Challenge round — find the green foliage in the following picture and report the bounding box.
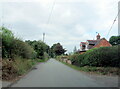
[1,27,14,45]
[109,36,120,45]
[11,39,37,59]
[43,52,49,61]
[84,46,119,67]
[68,54,79,62]
[56,55,68,60]
[1,27,37,59]
[69,46,119,67]
[51,43,66,57]
[1,27,50,80]
[1,27,14,58]
[25,40,50,60]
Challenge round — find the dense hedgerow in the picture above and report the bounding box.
[11,39,37,59]
[68,54,80,66]
[1,27,36,59]
[69,46,119,67]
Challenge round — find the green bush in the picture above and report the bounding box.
[1,27,14,58]
[25,40,50,59]
[69,46,119,67]
[109,36,120,45]
[1,27,50,80]
[43,52,49,61]
[11,39,37,59]
[83,46,119,67]
[1,27,37,59]
[68,54,80,65]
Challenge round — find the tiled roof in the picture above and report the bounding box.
[94,39,102,46]
[81,42,86,45]
[93,38,112,48]
[87,40,97,44]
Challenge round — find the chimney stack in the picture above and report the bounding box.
[96,33,100,40]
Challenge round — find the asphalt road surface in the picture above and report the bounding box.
[11,59,118,87]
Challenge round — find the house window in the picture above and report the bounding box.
[82,45,86,50]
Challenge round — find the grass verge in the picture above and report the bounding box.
[2,57,47,81]
[57,59,119,76]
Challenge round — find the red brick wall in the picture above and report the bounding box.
[93,39,112,48]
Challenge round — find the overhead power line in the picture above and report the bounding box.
[47,0,56,24]
[106,9,120,39]
[43,0,56,42]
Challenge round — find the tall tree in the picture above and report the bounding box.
[51,43,66,57]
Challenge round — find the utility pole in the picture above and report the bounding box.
[43,33,45,42]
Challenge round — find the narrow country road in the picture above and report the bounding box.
[11,59,118,87]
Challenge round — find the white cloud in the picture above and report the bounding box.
[0,0,119,52]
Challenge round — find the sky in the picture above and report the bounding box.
[0,0,119,53]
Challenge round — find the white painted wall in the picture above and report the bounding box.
[85,41,89,50]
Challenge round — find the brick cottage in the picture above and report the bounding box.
[80,33,112,54]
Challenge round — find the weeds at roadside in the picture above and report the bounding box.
[57,59,119,76]
[2,57,47,81]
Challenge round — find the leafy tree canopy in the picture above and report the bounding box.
[51,43,66,57]
[1,27,37,59]
[25,40,50,59]
[109,36,120,46]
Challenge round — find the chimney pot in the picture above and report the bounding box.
[97,33,100,40]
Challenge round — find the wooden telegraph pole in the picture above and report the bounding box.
[43,33,45,42]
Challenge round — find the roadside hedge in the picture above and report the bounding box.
[1,27,36,59]
[68,46,119,67]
